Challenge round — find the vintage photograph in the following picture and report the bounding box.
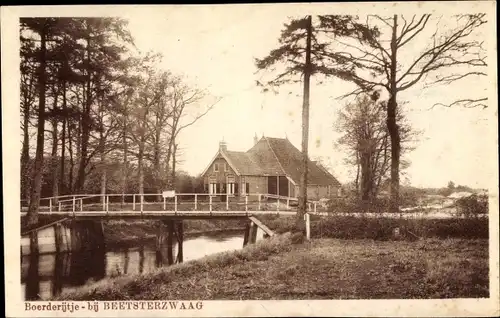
[2,2,499,317]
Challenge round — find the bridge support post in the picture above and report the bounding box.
[54,223,63,253]
[249,221,258,244]
[176,221,184,263]
[243,220,258,247]
[29,231,39,255]
[166,220,174,265]
[243,222,251,246]
[157,220,175,266]
[70,220,106,252]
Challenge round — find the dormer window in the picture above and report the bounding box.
[214,163,219,172]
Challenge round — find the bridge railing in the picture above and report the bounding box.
[22,192,322,215]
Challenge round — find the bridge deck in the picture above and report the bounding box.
[20,210,299,220]
[21,193,322,219]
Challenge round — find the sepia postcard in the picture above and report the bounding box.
[2,2,499,317]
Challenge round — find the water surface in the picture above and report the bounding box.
[21,231,254,300]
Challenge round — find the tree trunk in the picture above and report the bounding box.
[27,25,47,226]
[99,98,106,204]
[296,15,312,233]
[51,120,59,204]
[171,143,177,191]
[164,138,173,190]
[21,94,31,203]
[387,15,400,214]
[75,34,91,193]
[360,152,371,202]
[138,140,145,195]
[154,117,161,190]
[68,125,74,193]
[121,111,128,203]
[153,116,162,201]
[100,137,106,204]
[59,80,67,195]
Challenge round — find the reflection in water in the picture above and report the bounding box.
[22,232,246,300]
[25,253,40,301]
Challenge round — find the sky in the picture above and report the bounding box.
[118,5,497,190]
[3,4,495,190]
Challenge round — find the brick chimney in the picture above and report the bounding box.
[253,133,258,145]
[219,140,227,152]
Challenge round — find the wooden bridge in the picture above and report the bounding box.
[20,192,323,219]
[21,193,319,258]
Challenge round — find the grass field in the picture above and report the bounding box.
[52,233,489,300]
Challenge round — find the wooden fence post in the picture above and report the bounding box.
[305,213,311,241]
[209,195,212,214]
[194,194,198,210]
[133,194,136,211]
[174,195,178,214]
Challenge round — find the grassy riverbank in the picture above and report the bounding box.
[53,233,488,300]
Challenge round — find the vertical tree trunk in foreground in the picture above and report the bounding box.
[296,15,312,233]
[27,24,47,226]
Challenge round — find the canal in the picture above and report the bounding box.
[21,230,262,301]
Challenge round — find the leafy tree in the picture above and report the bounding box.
[255,15,376,232]
[326,14,487,212]
[21,18,65,226]
[335,93,416,203]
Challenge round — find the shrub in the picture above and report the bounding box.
[455,194,488,218]
[261,215,489,241]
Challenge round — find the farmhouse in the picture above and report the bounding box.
[200,136,342,200]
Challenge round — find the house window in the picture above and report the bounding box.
[240,177,250,195]
[209,183,217,194]
[224,163,227,172]
[227,183,235,195]
[214,163,219,172]
[241,177,246,195]
[226,175,235,195]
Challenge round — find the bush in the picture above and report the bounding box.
[455,194,488,218]
[260,215,489,241]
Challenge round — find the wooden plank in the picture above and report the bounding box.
[21,217,70,236]
[248,216,275,237]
